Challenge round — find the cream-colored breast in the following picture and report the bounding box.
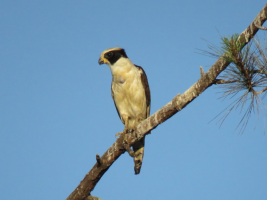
[110,58,147,123]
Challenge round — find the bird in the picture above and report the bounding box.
[98,47,150,174]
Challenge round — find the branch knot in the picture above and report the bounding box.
[172,94,182,111]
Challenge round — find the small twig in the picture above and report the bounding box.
[214,79,236,84]
[253,70,267,76]
[255,86,267,95]
[200,66,205,77]
[255,23,267,30]
[96,154,102,167]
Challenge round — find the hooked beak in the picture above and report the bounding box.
[98,58,104,65]
[98,56,108,65]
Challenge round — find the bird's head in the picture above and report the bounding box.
[98,47,128,66]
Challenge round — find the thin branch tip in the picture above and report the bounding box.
[214,79,236,84]
[96,154,102,167]
[255,86,267,95]
[255,23,267,30]
[200,66,205,77]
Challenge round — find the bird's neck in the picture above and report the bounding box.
[109,57,134,77]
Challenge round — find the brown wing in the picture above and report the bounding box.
[133,65,150,174]
[111,79,124,124]
[135,65,151,118]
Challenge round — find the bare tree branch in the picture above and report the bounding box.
[66,4,267,200]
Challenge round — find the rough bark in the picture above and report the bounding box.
[66,4,267,200]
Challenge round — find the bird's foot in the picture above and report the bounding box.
[115,132,123,138]
[123,140,136,157]
[115,128,136,157]
[115,129,134,138]
[126,128,134,133]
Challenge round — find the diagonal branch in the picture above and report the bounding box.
[66,4,267,200]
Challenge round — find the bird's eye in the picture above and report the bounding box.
[107,52,113,58]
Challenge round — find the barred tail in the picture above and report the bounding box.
[133,136,146,174]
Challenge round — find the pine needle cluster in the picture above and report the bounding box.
[200,34,267,133]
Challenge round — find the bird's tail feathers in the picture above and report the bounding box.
[133,136,146,174]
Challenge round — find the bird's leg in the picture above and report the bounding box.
[122,116,144,158]
[115,115,131,138]
[114,115,136,157]
[134,115,145,132]
[137,115,145,123]
[122,140,135,157]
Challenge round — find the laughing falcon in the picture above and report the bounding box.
[98,47,150,174]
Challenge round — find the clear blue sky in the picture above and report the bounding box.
[1,1,267,200]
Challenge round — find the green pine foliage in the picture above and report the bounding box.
[199,33,267,133]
